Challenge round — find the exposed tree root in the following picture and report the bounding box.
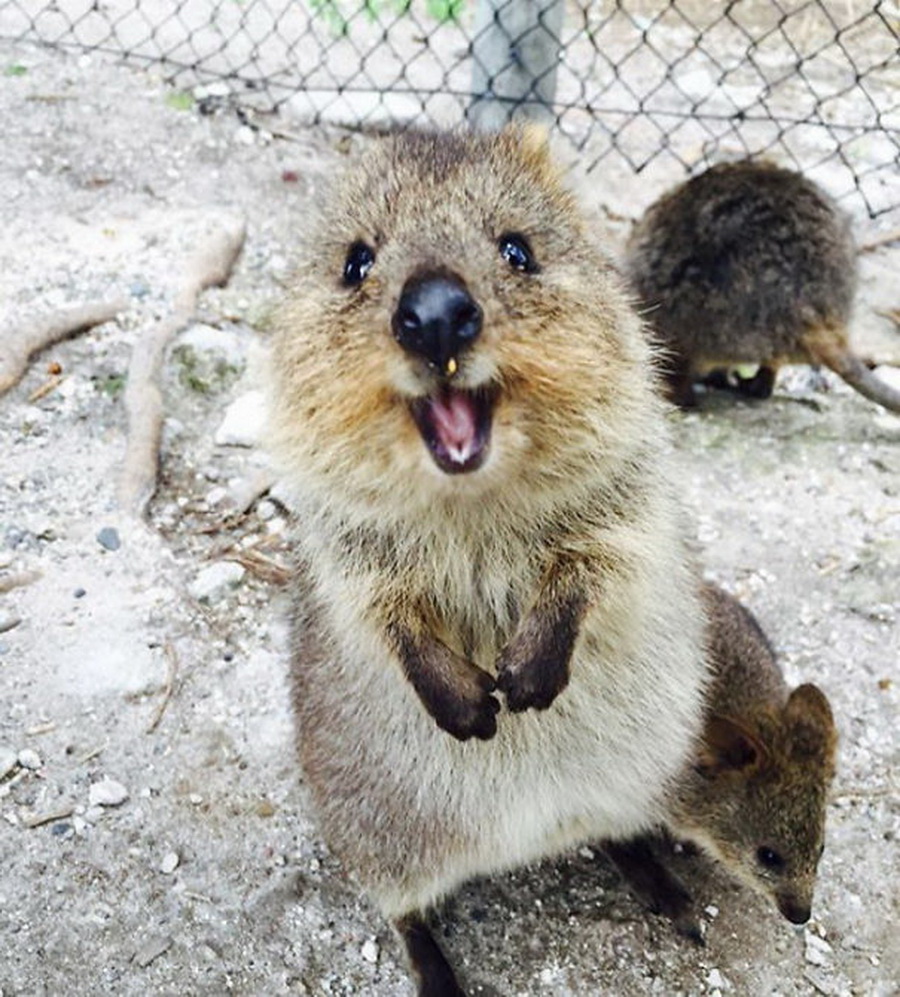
[0,298,129,396]
[118,214,246,518]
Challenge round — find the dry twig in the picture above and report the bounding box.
[0,570,42,595]
[119,214,246,517]
[146,641,179,734]
[0,298,128,396]
[858,226,900,254]
[23,807,75,830]
[27,374,65,403]
[222,547,291,586]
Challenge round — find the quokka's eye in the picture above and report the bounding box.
[756,846,786,871]
[498,233,539,274]
[343,241,375,286]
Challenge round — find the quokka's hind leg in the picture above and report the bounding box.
[700,368,734,392]
[395,912,467,997]
[734,363,778,399]
[603,837,704,944]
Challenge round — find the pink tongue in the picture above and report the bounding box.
[430,392,478,462]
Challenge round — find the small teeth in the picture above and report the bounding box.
[446,441,473,464]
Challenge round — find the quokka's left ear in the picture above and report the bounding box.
[696,714,769,779]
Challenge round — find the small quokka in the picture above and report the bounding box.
[268,127,708,995]
[623,160,900,412]
[607,582,837,939]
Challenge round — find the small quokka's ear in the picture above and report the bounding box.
[695,714,768,779]
[784,684,838,766]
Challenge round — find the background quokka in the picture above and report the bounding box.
[623,160,900,412]
[268,127,708,995]
[607,582,837,941]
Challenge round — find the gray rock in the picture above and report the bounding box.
[132,934,173,968]
[96,527,121,551]
[88,778,129,808]
[256,498,277,521]
[177,323,248,370]
[17,748,42,770]
[214,390,267,447]
[159,851,180,874]
[188,562,246,603]
[0,614,22,634]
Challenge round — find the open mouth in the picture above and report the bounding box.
[409,386,498,475]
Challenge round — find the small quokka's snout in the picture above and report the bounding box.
[777,892,812,925]
[392,271,483,374]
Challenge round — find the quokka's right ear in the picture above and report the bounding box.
[784,683,838,766]
[695,714,769,779]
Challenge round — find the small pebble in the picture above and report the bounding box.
[73,587,86,599]
[361,937,379,964]
[206,486,229,507]
[214,390,267,447]
[804,930,833,966]
[50,822,73,837]
[706,968,726,989]
[88,778,129,808]
[188,562,245,603]
[132,934,173,968]
[0,614,22,634]
[234,125,255,146]
[256,499,276,521]
[17,748,42,770]
[159,851,180,874]
[96,526,121,551]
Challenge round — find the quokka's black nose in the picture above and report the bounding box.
[392,273,482,374]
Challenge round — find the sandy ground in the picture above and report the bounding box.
[1,42,899,997]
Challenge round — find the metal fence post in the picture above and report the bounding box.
[469,0,565,131]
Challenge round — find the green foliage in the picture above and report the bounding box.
[308,0,463,36]
[95,373,126,398]
[171,345,242,395]
[425,0,464,22]
[4,64,27,77]
[165,91,195,112]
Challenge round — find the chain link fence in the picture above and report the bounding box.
[3,0,899,219]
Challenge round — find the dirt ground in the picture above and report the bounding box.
[1,42,898,997]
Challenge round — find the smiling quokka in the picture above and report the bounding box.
[268,127,708,995]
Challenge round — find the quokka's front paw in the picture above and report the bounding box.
[495,637,569,713]
[435,667,500,742]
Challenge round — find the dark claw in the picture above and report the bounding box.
[496,669,556,713]
[439,690,500,742]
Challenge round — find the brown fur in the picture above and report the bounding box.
[268,127,707,994]
[624,160,900,412]
[608,583,837,938]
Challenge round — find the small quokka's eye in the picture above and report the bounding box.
[498,233,539,274]
[343,241,375,286]
[756,846,785,871]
